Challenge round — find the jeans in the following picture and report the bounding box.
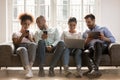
[16,42,37,67]
[63,48,82,67]
[37,40,65,68]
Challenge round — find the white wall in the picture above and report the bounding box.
[0,0,7,43]
[100,0,120,42]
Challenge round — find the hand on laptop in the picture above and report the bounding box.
[85,37,93,44]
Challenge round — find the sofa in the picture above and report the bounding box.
[0,42,120,71]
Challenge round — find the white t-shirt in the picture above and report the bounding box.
[12,31,33,43]
[61,30,81,40]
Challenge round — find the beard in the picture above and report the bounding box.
[87,24,95,30]
[39,25,46,30]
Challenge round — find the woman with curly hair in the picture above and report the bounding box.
[12,13,36,78]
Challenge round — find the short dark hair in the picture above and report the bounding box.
[68,17,77,24]
[84,14,95,20]
[36,15,45,23]
[19,13,34,23]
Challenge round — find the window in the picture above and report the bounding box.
[56,0,96,32]
[8,0,96,41]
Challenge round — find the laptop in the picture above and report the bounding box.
[64,38,85,49]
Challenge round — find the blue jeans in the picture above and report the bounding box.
[37,40,65,68]
[63,48,82,67]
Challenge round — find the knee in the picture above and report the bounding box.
[94,42,103,47]
[38,40,45,46]
[75,49,82,55]
[29,42,37,48]
[17,47,27,54]
[57,41,65,47]
[63,48,70,55]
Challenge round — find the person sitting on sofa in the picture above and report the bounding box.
[12,13,37,78]
[61,17,82,78]
[82,14,116,79]
[34,15,65,77]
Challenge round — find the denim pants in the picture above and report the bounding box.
[16,42,37,67]
[63,48,82,67]
[37,40,65,68]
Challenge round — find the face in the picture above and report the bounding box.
[68,22,77,31]
[21,19,31,31]
[85,18,95,29]
[36,17,46,30]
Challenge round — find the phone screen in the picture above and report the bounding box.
[43,31,48,35]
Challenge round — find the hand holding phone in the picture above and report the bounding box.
[25,30,29,38]
[43,30,48,35]
[42,30,48,39]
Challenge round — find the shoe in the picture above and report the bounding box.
[63,66,72,77]
[74,69,82,78]
[86,70,102,79]
[48,67,55,77]
[83,70,91,76]
[84,49,90,54]
[38,67,45,77]
[83,49,102,79]
[25,69,33,79]
[64,70,72,78]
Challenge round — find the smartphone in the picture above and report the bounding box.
[43,30,48,35]
[25,30,29,38]
[26,30,29,33]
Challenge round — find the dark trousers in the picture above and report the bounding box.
[85,41,108,67]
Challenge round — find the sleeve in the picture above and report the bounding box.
[103,27,116,43]
[12,32,18,38]
[34,31,42,43]
[52,28,60,47]
[78,32,81,39]
[82,30,88,40]
[61,31,65,41]
[30,32,34,39]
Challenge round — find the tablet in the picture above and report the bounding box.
[88,31,100,39]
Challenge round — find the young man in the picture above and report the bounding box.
[82,14,116,79]
[34,15,65,77]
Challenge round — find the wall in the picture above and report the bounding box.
[100,0,120,42]
[0,0,7,43]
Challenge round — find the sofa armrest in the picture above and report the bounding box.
[108,43,120,54]
[108,43,120,65]
[0,42,14,66]
[0,42,15,54]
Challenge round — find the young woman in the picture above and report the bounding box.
[61,17,82,78]
[12,13,36,78]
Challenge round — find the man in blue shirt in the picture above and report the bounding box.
[82,14,115,79]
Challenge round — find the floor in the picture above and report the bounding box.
[0,67,120,80]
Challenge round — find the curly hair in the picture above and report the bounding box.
[18,13,34,23]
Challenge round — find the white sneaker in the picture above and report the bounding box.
[25,69,33,78]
